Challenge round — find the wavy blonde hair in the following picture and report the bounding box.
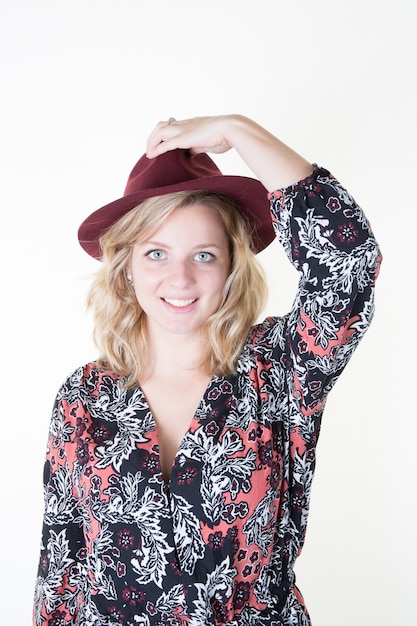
[87,190,268,386]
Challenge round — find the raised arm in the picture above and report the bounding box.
[145,114,313,191]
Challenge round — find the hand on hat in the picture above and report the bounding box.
[146,115,233,159]
[146,114,312,192]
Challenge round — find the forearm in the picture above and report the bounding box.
[219,114,313,191]
[270,165,381,412]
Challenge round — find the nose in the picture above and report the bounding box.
[167,259,195,289]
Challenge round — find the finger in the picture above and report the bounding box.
[146,119,185,157]
[146,120,171,155]
[146,137,179,159]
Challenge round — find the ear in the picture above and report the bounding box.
[125,263,133,283]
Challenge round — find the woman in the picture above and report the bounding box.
[33,115,381,625]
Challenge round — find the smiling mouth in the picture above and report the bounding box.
[162,298,197,308]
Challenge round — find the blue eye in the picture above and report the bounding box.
[195,251,213,262]
[147,249,165,260]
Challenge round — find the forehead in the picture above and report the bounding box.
[142,202,228,243]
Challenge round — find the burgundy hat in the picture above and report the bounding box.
[78,149,274,260]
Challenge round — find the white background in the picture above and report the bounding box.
[1,1,415,624]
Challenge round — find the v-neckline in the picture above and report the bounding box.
[137,375,218,485]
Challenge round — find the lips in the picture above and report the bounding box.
[162,298,197,308]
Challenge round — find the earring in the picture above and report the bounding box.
[127,273,133,283]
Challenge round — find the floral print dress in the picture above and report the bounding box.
[33,166,381,626]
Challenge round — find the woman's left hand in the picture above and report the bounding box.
[146,115,234,159]
[146,114,312,191]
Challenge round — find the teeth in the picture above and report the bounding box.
[164,298,196,308]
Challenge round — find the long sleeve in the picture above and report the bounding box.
[33,370,90,626]
[269,165,382,415]
[243,165,384,596]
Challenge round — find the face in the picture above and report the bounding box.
[129,203,231,340]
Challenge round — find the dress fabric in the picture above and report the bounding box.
[33,166,381,626]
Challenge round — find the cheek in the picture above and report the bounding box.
[131,275,154,305]
[209,270,229,299]
[132,265,158,288]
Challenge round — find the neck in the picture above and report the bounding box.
[145,325,206,379]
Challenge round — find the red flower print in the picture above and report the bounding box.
[227,526,238,540]
[87,422,112,443]
[337,221,359,244]
[117,528,135,551]
[75,441,89,465]
[307,449,316,463]
[208,531,225,550]
[204,420,219,436]
[223,504,236,523]
[212,599,229,622]
[305,181,321,197]
[141,453,160,473]
[326,196,341,213]
[116,561,126,578]
[242,565,252,577]
[291,489,304,512]
[108,606,125,622]
[270,461,281,490]
[249,550,259,563]
[237,548,247,561]
[225,396,236,409]
[298,339,308,354]
[259,441,273,467]
[233,581,251,609]
[170,559,181,575]
[220,380,233,393]
[40,553,50,574]
[75,417,86,437]
[235,502,248,518]
[280,354,292,369]
[76,548,87,560]
[146,602,157,615]
[47,610,67,626]
[208,387,220,400]
[121,585,145,606]
[176,466,198,485]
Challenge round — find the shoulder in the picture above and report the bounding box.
[56,361,124,399]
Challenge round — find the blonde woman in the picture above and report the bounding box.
[33,115,381,626]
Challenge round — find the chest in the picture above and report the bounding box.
[140,374,213,482]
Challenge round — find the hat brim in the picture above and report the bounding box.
[78,174,274,260]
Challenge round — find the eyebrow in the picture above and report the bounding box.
[138,240,223,250]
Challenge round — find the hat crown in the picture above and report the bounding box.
[124,149,222,197]
[78,149,274,260]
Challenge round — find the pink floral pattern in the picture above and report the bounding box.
[33,167,381,625]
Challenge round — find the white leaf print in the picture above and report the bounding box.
[43,462,77,526]
[169,493,205,574]
[154,583,187,614]
[198,431,256,523]
[243,488,277,557]
[34,529,75,618]
[189,556,236,626]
